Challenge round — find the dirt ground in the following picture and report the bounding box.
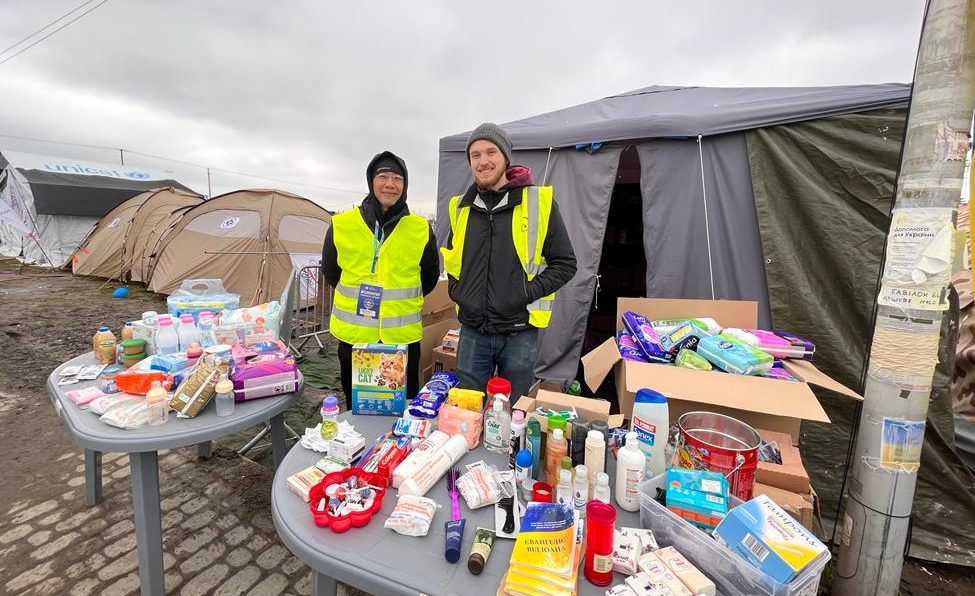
[0,259,972,595]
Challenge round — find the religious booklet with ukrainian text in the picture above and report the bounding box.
[504,502,582,595]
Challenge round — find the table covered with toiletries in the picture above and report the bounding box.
[271,412,641,596]
[47,352,301,596]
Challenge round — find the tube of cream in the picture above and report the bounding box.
[445,519,466,563]
[467,527,496,575]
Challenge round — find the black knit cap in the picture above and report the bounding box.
[372,156,404,178]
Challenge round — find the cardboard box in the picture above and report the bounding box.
[421,316,459,371]
[751,482,815,531]
[422,277,455,326]
[421,365,433,384]
[581,298,862,440]
[350,343,408,416]
[756,429,811,494]
[513,389,625,437]
[431,345,457,374]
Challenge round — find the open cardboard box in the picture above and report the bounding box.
[513,389,625,436]
[421,277,455,326]
[752,482,815,531]
[581,298,863,441]
[756,429,811,494]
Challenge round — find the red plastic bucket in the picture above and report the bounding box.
[675,411,761,501]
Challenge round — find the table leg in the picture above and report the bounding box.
[270,414,286,470]
[311,571,338,596]
[197,441,212,460]
[130,451,164,596]
[84,449,102,506]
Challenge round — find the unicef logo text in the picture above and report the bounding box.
[125,171,151,180]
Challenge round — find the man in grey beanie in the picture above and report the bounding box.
[441,123,576,400]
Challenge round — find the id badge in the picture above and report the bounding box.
[357,283,384,319]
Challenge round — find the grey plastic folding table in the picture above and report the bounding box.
[271,412,640,596]
[47,353,301,596]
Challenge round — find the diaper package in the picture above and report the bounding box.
[230,352,298,401]
[616,329,651,363]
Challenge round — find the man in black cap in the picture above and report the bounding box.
[441,123,576,400]
[322,151,440,403]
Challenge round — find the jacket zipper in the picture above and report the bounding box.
[484,210,493,325]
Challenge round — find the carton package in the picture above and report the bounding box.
[750,482,814,530]
[755,429,811,494]
[431,346,457,374]
[351,343,408,416]
[513,389,625,438]
[421,316,459,372]
[441,328,460,352]
[582,298,862,440]
[421,277,455,326]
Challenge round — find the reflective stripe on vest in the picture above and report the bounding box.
[329,207,427,344]
[440,186,556,328]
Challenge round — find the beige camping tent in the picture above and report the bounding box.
[126,189,204,283]
[72,187,202,280]
[147,189,330,306]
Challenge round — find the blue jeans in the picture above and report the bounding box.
[456,325,538,400]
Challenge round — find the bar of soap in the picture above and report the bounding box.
[638,552,693,596]
[606,583,639,596]
[655,546,716,596]
[624,572,668,596]
[286,466,325,502]
[613,529,641,574]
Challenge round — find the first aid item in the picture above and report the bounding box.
[93,326,117,364]
[638,551,694,596]
[622,311,675,364]
[585,430,606,497]
[484,396,511,454]
[88,392,142,416]
[214,374,235,417]
[398,433,469,497]
[231,352,298,401]
[392,430,450,488]
[631,388,669,476]
[675,348,713,371]
[773,330,815,360]
[617,329,651,363]
[714,494,828,584]
[100,399,151,429]
[329,433,366,464]
[384,494,438,537]
[617,432,646,512]
[696,335,773,376]
[320,395,340,440]
[659,321,706,354]
[392,417,432,438]
[655,546,716,596]
[351,343,408,416]
[166,278,240,322]
[584,500,617,586]
[145,380,168,426]
[456,462,506,509]
[406,371,459,418]
[286,466,326,502]
[155,315,179,355]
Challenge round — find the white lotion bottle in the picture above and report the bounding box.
[616,431,647,512]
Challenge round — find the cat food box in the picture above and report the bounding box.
[351,343,408,416]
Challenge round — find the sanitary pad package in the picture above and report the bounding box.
[658,320,707,354]
[714,494,828,584]
[622,311,674,364]
[616,329,651,363]
[774,330,816,361]
[406,371,459,418]
[696,335,773,376]
[230,352,298,401]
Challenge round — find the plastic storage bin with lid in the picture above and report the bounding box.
[637,480,828,596]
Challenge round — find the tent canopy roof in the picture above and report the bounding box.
[439,83,911,151]
[0,150,194,216]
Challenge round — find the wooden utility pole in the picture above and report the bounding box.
[835,0,975,594]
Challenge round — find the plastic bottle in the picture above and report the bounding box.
[616,431,647,512]
[589,420,609,472]
[545,428,568,485]
[556,468,573,506]
[525,419,542,480]
[571,417,590,466]
[508,410,526,469]
[319,395,339,439]
[155,315,179,355]
[146,380,168,426]
[515,449,533,487]
[566,379,582,396]
[483,397,511,454]
[593,472,611,504]
[585,430,606,498]
[93,325,117,364]
[197,311,216,348]
[572,464,589,512]
[214,374,235,417]
[121,322,135,341]
[176,313,200,351]
[630,388,669,476]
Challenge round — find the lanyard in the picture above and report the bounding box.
[371,222,384,275]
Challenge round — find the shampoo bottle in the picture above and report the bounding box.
[616,431,646,512]
[630,388,669,476]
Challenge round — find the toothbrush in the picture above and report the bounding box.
[447,467,461,522]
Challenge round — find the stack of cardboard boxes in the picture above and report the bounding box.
[420,278,459,382]
[753,428,815,530]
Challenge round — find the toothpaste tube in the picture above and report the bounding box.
[622,312,674,364]
[393,417,433,438]
[617,329,651,362]
[406,372,459,419]
[659,321,707,354]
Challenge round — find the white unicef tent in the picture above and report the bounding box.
[0,150,192,266]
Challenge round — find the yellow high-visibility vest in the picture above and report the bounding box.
[441,186,555,328]
[329,207,427,344]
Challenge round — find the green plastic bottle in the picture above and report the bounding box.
[319,395,339,440]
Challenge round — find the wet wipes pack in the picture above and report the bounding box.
[714,494,827,584]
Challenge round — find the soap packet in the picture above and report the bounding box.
[77,364,107,380]
[457,461,510,509]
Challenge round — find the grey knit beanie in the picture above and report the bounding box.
[465,122,512,165]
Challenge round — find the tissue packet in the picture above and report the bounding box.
[622,312,674,364]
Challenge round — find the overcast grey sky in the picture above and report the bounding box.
[0,0,925,214]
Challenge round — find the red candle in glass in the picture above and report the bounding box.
[584,500,617,586]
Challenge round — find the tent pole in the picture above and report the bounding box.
[834,0,975,593]
[696,135,716,300]
[542,147,554,185]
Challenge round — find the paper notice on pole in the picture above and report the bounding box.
[879,418,924,472]
[877,208,955,310]
[868,314,940,391]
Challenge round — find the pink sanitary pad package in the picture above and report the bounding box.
[230,352,299,401]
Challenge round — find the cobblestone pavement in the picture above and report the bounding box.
[0,417,367,596]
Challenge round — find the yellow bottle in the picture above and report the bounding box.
[93,325,117,364]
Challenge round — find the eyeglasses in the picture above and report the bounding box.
[375,173,404,184]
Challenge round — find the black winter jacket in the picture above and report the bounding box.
[443,176,576,334]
